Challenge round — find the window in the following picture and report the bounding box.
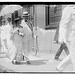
[45,5,62,29]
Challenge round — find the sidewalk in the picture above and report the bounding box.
[0,51,74,73]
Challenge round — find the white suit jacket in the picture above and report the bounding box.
[59,5,75,43]
[20,20,32,43]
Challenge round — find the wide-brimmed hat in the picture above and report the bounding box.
[14,16,22,21]
[22,11,30,17]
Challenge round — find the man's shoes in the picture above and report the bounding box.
[55,58,62,61]
[27,61,31,64]
[12,60,21,65]
[56,67,64,72]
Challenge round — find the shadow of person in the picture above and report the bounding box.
[21,59,49,66]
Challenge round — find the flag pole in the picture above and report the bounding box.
[34,5,39,56]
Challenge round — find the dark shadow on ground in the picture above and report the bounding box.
[20,59,49,66]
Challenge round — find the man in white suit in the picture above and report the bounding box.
[56,5,75,72]
[20,11,32,64]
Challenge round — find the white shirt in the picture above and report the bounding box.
[59,5,72,43]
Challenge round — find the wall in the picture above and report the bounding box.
[36,28,60,52]
[34,5,60,52]
[36,5,45,29]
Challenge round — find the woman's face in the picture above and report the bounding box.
[17,20,21,25]
[23,16,29,21]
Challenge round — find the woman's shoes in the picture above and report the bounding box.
[24,56,31,64]
[12,60,21,65]
[56,67,64,72]
[12,56,31,65]
[26,61,31,64]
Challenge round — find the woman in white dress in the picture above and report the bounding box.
[5,17,17,63]
[12,18,24,64]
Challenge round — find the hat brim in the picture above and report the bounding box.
[14,18,21,21]
[1,20,5,22]
[22,14,30,17]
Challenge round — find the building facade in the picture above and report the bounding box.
[30,5,66,53]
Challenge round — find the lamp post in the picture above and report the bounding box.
[33,5,39,56]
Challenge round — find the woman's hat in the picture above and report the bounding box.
[1,18,5,22]
[14,16,22,21]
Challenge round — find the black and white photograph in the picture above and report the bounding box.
[0,2,75,73]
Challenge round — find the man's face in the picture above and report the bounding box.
[23,16,29,21]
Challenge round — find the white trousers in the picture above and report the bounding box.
[57,41,75,72]
[57,54,71,70]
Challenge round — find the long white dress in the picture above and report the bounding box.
[12,27,23,62]
[20,20,32,58]
[1,25,7,53]
[5,23,17,62]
